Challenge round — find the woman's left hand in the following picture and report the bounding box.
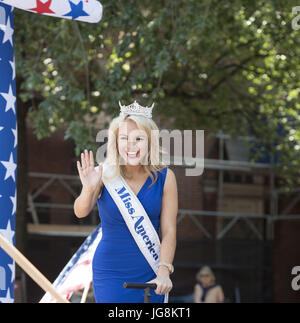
[147,266,173,295]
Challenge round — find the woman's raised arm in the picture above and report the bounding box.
[74,150,103,218]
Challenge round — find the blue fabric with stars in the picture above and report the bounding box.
[0,3,16,303]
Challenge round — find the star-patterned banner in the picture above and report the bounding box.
[0,0,103,23]
[0,0,102,303]
[0,4,16,303]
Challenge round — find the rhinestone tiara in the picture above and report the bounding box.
[119,100,154,119]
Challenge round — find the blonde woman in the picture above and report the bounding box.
[74,101,178,303]
[194,266,224,303]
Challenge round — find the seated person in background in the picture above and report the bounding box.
[193,266,224,303]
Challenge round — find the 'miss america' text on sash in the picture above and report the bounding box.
[115,186,159,261]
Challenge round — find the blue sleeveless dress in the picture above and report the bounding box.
[92,167,168,303]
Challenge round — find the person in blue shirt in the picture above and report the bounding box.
[194,266,224,303]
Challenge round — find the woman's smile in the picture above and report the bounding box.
[127,150,140,159]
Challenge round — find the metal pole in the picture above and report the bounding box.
[144,287,151,303]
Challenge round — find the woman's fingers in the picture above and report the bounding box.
[156,284,172,295]
[89,150,94,167]
[78,150,99,179]
[76,161,83,176]
[77,160,82,171]
[81,149,94,169]
[156,285,164,295]
[157,283,167,295]
[156,280,173,295]
[147,278,172,295]
[85,149,89,168]
[81,151,87,169]
[166,284,172,294]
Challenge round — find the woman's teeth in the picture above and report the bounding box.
[127,151,139,158]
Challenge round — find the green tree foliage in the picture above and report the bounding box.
[14,0,300,185]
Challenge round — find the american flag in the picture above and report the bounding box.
[0,3,16,304]
[0,0,102,303]
[40,224,102,303]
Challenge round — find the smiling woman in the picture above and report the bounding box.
[118,120,149,166]
[103,110,167,185]
[74,100,178,303]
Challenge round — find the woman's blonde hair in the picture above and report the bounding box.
[196,266,216,284]
[99,113,168,188]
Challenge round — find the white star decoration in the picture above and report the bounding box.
[10,192,16,215]
[0,126,17,148]
[1,152,17,182]
[9,57,15,80]
[0,15,14,46]
[0,220,15,246]
[0,85,16,115]
[11,126,17,148]
[0,287,14,303]
[8,262,15,284]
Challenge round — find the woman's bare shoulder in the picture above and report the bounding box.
[163,167,177,192]
[165,167,176,183]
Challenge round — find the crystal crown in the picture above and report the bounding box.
[119,100,154,119]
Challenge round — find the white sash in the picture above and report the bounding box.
[100,162,168,303]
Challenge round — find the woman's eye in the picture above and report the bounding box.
[137,137,144,141]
